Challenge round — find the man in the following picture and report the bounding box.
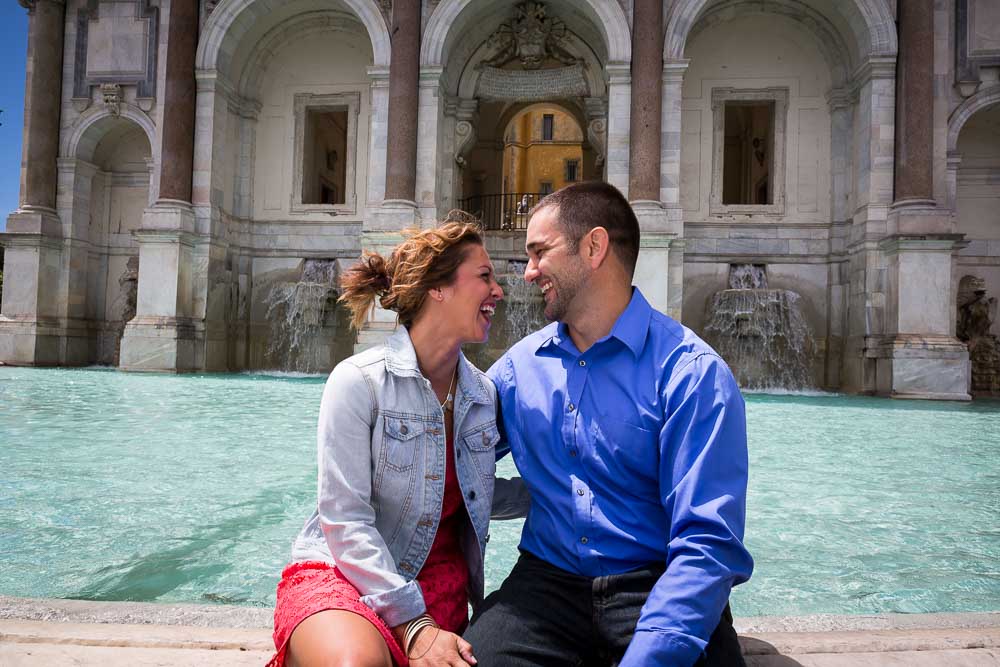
[465,181,753,666]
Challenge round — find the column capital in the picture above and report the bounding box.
[605,62,631,85]
[662,59,689,83]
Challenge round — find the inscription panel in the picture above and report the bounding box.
[476,65,589,101]
[85,1,149,78]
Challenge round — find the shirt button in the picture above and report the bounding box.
[580,536,589,544]
[569,450,577,457]
[567,403,575,412]
[579,360,586,367]
[576,489,585,496]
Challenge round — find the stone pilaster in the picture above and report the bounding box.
[119,0,201,372]
[867,0,970,400]
[604,63,631,196]
[0,0,68,366]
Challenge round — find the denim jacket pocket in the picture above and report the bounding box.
[381,413,422,472]
[462,422,500,482]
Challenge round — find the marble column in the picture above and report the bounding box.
[158,0,198,204]
[0,0,67,366]
[119,0,201,372]
[893,0,934,206]
[627,0,674,316]
[628,0,662,202]
[384,0,420,203]
[871,0,969,400]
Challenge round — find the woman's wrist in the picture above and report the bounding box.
[393,613,439,656]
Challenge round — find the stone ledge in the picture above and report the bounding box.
[2,597,999,666]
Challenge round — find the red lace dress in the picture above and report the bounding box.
[416,432,471,633]
[268,433,471,667]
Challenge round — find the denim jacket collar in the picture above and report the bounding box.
[384,326,490,405]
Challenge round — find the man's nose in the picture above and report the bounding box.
[524,261,538,283]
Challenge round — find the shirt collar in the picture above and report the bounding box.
[535,287,652,357]
[383,325,490,404]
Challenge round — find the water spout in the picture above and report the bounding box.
[263,259,339,373]
[704,265,815,391]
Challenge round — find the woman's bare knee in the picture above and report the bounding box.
[285,610,392,667]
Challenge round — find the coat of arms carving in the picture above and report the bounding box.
[481,2,580,70]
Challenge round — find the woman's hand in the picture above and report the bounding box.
[407,626,477,667]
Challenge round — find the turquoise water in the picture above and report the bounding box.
[1,366,998,616]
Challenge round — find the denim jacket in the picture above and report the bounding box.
[290,326,525,627]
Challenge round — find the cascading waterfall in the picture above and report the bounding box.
[263,259,339,373]
[502,260,547,343]
[704,264,815,391]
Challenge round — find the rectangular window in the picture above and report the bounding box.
[303,109,348,205]
[710,87,787,216]
[540,181,554,195]
[565,159,579,182]
[722,102,773,205]
[291,91,360,214]
[542,114,554,141]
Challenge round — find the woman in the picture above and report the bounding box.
[269,221,505,667]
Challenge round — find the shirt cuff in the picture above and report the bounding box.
[620,629,704,667]
[360,579,427,627]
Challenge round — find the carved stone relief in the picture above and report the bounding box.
[481,2,580,70]
[101,82,122,116]
[73,0,158,112]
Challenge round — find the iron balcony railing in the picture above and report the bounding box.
[457,192,547,231]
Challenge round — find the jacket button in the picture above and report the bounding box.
[485,533,491,544]
[457,449,462,458]
[400,424,409,435]
[482,431,490,445]
[468,490,477,500]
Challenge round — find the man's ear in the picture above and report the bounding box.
[586,226,611,270]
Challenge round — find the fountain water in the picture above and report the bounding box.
[263,259,340,373]
[501,260,547,342]
[704,264,815,391]
[464,259,546,370]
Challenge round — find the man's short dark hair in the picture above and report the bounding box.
[530,181,640,277]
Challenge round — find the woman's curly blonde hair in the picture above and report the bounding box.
[339,217,484,330]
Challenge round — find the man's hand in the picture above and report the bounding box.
[407,627,477,666]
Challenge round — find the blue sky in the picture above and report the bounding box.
[0,4,28,232]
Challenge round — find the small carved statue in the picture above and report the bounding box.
[481,2,580,70]
[957,275,1000,395]
[957,275,996,342]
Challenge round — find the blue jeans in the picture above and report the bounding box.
[465,551,745,667]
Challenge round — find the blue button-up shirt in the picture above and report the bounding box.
[489,288,753,667]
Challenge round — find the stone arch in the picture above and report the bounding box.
[948,84,1000,153]
[238,10,371,99]
[196,0,390,74]
[664,0,897,62]
[684,0,852,86]
[421,0,632,67]
[63,105,156,164]
[496,100,588,145]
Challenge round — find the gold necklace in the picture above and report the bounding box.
[440,366,457,412]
